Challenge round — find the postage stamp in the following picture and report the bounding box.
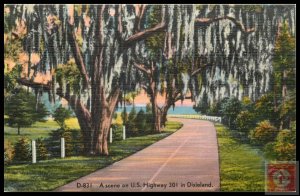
[266,162,297,193]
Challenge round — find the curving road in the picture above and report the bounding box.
[55,118,220,192]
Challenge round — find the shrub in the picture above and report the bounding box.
[236,111,256,133]
[45,128,84,157]
[13,137,31,162]
[36,138,49,160]
[145,103,153,133]
[45,129,64,157]
[70,129,84,156]
[121,107,128,125]
[126,106,137,136]
[241,96,255,111]
[53,105,71,129]
[135,109,147,133]
[254,94,280,128]
[220,97,242,129]
[4,141,14,165]
[264,128,296,161]
[114,113,123,126]
[62,129,74,156]
[111,124,123,141]
[248,120,278,145]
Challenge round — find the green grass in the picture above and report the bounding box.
[4,120,60,144]
[215,123,266,191]
[4,121,183,192]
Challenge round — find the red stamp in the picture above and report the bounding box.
[266,162,296,192]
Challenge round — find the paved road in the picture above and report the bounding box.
[55,118,220,192]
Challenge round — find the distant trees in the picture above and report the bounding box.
[5,89,49,135]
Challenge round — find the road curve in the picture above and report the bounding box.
[55,118,220,192]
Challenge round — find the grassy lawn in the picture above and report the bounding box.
[4,120,60,144]
[215,123,266,191]
[4,121,183,192]
[4,117,80,145]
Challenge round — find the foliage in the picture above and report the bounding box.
[145,5,165,59]
[194,91,209,114]
[241,96,255,112]
[4,64,23,98]
[241,5,263,13]
[264,121,296,161]
[53,105,72,129]
[220,97,242,129]
[254,93,280,128]
[236,111,256,134]
[4,141,15,165]
[111,124,123,141]
[45,128,84,157]
[135,109,147,133]
[44,129,64,157]
[13,137,31,162]
[278,91,296,128]
[248,120,278,145]
[114,113,123,126]
[121,107,128,125]
[4,36,24,62]
[273,22,295,82]
[55,59,81,94]
[126,106,137,136]
[36,138,49,160]
[5,89,49,135]
[272,21,296,129]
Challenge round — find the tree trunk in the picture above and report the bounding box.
[17,126,20,135]
[161,104,171,128]
[150,92,162,133]
[153,106,162,133]
[280,69,288,130]
[94,88,120,155]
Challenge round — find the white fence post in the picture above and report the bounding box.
[123,126,126,140]
[110,128,113,143]
[61,138,65,158]
[32,140,36,164]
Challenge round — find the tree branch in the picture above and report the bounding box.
[56,87,91,121]
[17,78,51,91]
[133,62,151,76]
[195,16,255,34]
[67,24,90,88]
[191,67,203,77]
[133,5,147,33]
[124,22,166,47]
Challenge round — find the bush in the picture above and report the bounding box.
[254,94,280,128]
[53,105,71,129]
[236,111,256,134]
[135,109,147,133]
[248,120,278,145]
[111,124,123,141]
[220,97,242,129]
[36,138,49,160]
[264,127,296,161]
[13,137,31,162]
[126,106,137,136]
[45,128,84,157]
[45,129,64,157]
[4,141,14,165]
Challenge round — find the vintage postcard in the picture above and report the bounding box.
[4,4,297,193]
